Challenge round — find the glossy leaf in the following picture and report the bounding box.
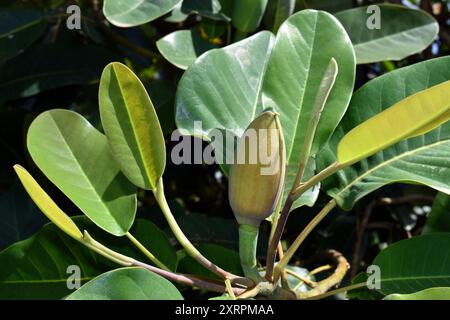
[0,43,117,105]
[262,10,355,208]
[66,267,183,300]
[372,234,450,295]
[335,4,438,64]
[337,80,450,166]
[99,62,166,190]
[103,0,182,27]
[27,109,137,236]
[14,165,83,241]
[0,9,47,63]
[384,287,450,300]
[423,193,450,235]
[156,30,217,70]
[319,56,450,210]
[0,216,177,299]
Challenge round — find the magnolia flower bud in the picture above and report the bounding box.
[228,111,286,227]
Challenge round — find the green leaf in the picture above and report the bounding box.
[347,272,383,300]
[0,9,47,63]
[0,181,46,250]
[27,109,137,236]
[383,287,450,300]
[175,31,274,172]
[232,0,268,33]
[181,0,229,21]
[337,80,450,166]
[0,221,109,299]
[423,193,450,235]
[156,30,217,70]
[99,62,166,191]
[0,43,117,105]
[66,267,183,300]
[130,219,178,271]
[262,10,355,208]
[296,0,353,13]
[0,216,177,299]
[102,0,182,27]
[372,234,450,295]
[13,165,83,241]
[264,0,296,32]
[335,4,439,64]
[319,56,450,210]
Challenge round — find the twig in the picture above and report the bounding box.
[285,269,317,288]
[296,250,349,299]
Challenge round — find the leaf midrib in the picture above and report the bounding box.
[112,66,153,189]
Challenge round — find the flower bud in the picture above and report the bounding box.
[228,111,286,227]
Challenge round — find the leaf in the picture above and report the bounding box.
[296,0,353,13]
[0,216,177,299]
[0,221,109,299]
[102,0,182,27]
[232,0,268,33]
[181,0,229,21]
[13,165,83,241]
[423,193,450,235]
[99,62,165,191]
[372,234,450,295]
[177,244,243,279]
[66,267,183,300]
[319,56,450,210]
[175,31,274,173]
[27,109,137,236]
[261,10,355,208]
[0,181,46,250]
[0,43,117,105]
[383,287,450,300]
[337,80,450,166]
[347,272,383,300]
[0,8,47,63]
[335,4,439,64]
[156,30,217,70]
[130,219,178,271]
[264,0,296,32]
[176,31,274,136]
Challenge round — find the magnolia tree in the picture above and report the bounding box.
[1,0,450,300]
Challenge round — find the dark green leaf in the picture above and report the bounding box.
[0,9,47,63]
[0,43,117,105]
[423,193,450,234]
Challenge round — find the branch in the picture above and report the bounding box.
[296,249,349,299]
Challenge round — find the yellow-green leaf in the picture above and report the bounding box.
[99,62,166,190]
[337,80,450,166]
[13,165,83,241]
